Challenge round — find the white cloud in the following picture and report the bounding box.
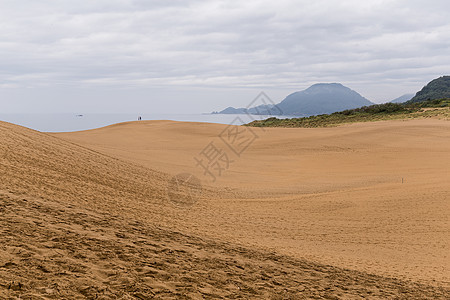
[0,0,449,112]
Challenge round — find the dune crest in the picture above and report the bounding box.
[1,120,449,298]
[56,119,450,285]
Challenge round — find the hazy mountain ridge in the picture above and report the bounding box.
[214,103,276,115]
[246,76,450,128]
[389,94,414,103]
[215,83,373,116]
[277,83,373,115]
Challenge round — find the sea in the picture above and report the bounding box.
[0,113,294,133]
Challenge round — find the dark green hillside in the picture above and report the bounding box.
[408,76,450,103]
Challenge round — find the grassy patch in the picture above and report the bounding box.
[246,99,450,128]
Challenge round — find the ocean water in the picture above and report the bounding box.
[0,113,293,133]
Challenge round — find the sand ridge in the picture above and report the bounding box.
[2,190,448,299]
[55,119,450,285]
[0,119,449,298]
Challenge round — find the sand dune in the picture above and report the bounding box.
[0,119,449,298]
[55,119,450,285]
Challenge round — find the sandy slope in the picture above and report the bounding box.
[0,119,448,298]
[55,119,450,287]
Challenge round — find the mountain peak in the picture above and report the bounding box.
[277,83,373,116]
[389,94,414,103]
[216,83,373,116]
[304,83,348,94]
[308,83,344,88]
[409,76,450,103]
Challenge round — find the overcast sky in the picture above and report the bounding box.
[1,0,449,113]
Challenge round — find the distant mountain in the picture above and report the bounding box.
[217,107,247,114]
[215,83,373,116]
[216,104,276,115]
[389,94,414,103]
[276,83,373,116]
[408,76,450,103]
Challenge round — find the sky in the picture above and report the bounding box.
[0,0,449,113]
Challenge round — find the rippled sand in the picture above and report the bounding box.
[0,119,448,298]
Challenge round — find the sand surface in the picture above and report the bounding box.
[0,119,449,298]
[55,119,450,285]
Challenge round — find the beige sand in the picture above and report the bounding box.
[56,119,450,285]
[0,119,449,298]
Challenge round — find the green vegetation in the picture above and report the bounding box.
[246,99,450,128]
[408,76,450,103]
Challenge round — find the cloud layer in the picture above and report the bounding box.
[1,0,450,112]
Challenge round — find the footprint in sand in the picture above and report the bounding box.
[167,173,202,208]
